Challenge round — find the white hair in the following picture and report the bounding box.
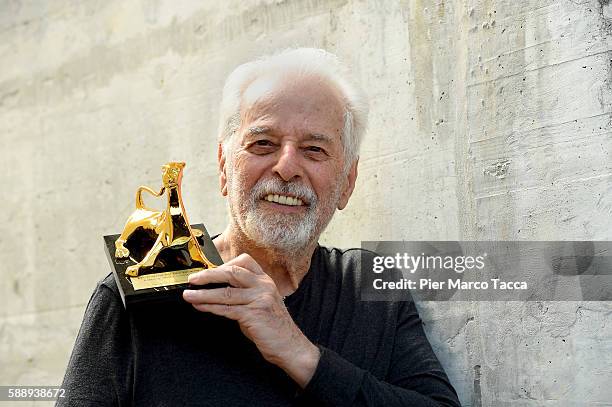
[217,48,369,171]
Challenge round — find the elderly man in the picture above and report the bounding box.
[59,48,460,406]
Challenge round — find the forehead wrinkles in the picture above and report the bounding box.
[237,106,344,153]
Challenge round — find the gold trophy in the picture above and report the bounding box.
[103,162,222,308]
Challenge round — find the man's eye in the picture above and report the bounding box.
[248,140,276,154]
[255,140,273,146]
[303,145,329,160]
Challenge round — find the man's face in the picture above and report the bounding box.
[219,73,357,250]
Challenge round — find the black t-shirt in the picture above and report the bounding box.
[58,246,461,406]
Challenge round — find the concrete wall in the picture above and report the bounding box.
[1,1,611,405]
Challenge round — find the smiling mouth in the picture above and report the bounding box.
[263,194,304,206]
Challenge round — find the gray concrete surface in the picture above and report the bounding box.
[1,1,611,405]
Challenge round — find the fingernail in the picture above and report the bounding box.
[183,290,194,299]
[188,273,196,283]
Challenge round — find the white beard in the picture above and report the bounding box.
[227,171,343,252]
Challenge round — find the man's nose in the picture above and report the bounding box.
[272,144,303,182]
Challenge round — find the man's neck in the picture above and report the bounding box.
[213,226,318,297]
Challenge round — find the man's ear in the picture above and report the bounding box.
[337,158,359,210]
[218,143,228,197]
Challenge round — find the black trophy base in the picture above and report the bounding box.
[103,223,225,309]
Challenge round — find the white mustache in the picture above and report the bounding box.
[250,178,317,206]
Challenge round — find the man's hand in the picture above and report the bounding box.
[182,253,320,388]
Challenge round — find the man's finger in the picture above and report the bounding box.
[188,265,257,287]
[192,303,242,321]
[183,286,255,305]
